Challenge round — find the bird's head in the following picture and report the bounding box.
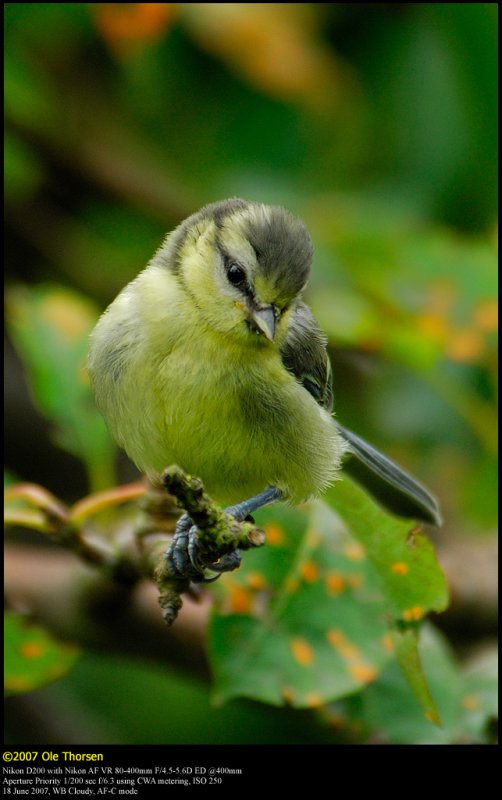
[159,198,313,347]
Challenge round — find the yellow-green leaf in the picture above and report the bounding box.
[324,477,449,620]
[209,502,394,708]
[4,612,80,696]
[6,284,116,491]
[394,627,442,726]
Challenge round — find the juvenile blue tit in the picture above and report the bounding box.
[88,198,441,581]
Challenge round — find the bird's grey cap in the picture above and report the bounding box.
[239,202,313,298]
[158,198,313,299]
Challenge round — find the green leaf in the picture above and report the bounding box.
[324,477,449,620]
[209,502,395,708]
[4,612,80,696]
[4,470,19,489]
[209,479,449,713]
[6,285,116,492]
[4,132,44,203]
[324,477,448,720]
[329,625,497,744]
[394,627,441,725]
[458,648,498,744]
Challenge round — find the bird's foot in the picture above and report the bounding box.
[165,512,242,583]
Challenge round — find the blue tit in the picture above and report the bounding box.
[88,198,441,582]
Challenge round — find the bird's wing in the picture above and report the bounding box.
[280,302,334,411]
[281,303,442,526]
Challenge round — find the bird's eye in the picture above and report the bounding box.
[227,263,246,286]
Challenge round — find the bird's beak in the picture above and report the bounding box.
[249,305,276,341]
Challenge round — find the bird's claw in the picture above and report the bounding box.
[165,512,242,583]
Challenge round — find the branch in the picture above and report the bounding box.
[162,466,266,553]
[154,466,266,625]
[4,467,266,629]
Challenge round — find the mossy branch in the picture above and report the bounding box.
[154,466,265,625]
[162,465,266,554]
[5,468,266,628]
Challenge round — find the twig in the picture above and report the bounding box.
[153,466,266,625]
[162,466,266,554]
[4,468,266,628]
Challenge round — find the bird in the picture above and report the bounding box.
[88,198,441,582]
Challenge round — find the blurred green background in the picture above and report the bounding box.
[4,3,497,744]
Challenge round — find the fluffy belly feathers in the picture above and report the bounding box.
[113,342,342,505]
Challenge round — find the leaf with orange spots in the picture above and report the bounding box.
[210,480,449,712]
[6,285,116,491]
[209,502,394,708]
[4,611,80,696]
[323,477,449,719]
[324,478,449,620]
[331,626,498,743]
